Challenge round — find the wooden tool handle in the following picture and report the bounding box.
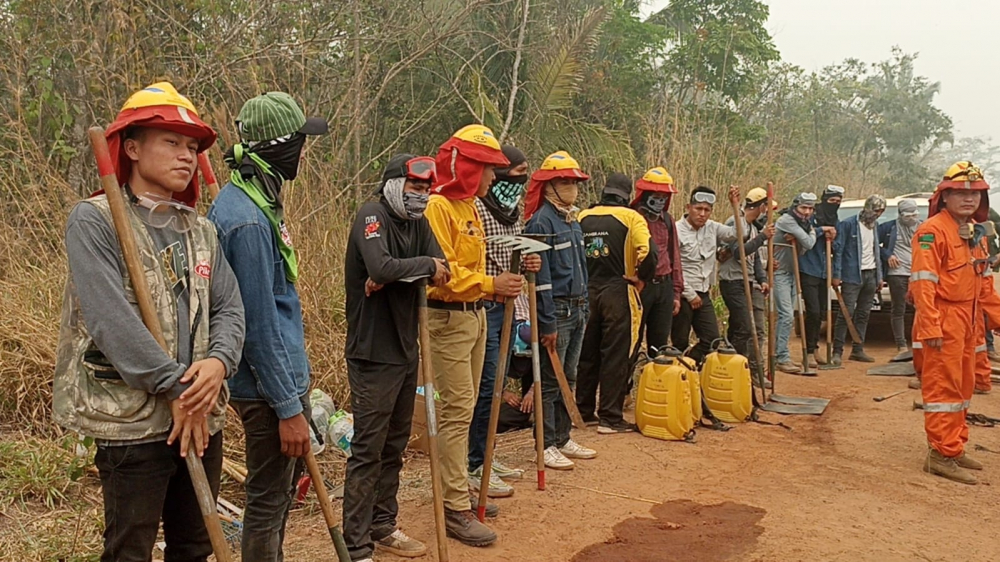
[88,127,231,562]
[790,240,811,369]
[418,289,450,561]
[546,347,586,429]
[730,194,766,402]
[477,248,521,521]
[833,286,864,344]
[305,450,352,562]
[527,272,545,490]
[198,152,220,200]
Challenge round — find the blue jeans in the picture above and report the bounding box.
[540,298,588,449]
[773,270,796,363]
[468,301,513,471]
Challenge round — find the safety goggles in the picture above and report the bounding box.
[691,191,716,205]
[824,185,845,195]
[403,157,437,181]
[131,192,198,233]
[796,192,818,204]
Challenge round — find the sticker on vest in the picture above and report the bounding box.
[279,222,294,247]
[194,259,212,279]
[364,215,381,239]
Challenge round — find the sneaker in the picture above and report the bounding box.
[445,508,497,546]
[957,451,984,471]
[848,350,875,363]
[375,529,428,558]
[807,356,818,369]
[559,439,597,460]
[908,378,921,390]
[491,460,524,480]
[357,559,374,562]
[469,493,499,518]
[468,466,514,498]
[597,421,637,434]
[814,351,828,366]
[776,361,801,374]
[544,446,575,470]
[581,413,600,427]
[891,347,913,362]
[989,350,1000,363]
[924,448,977,485]
[974,388,991,395]
[831,353,842,366]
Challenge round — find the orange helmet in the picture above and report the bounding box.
[929,161,991,221]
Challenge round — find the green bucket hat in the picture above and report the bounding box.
[236,91,328,142]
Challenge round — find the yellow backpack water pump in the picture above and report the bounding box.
[635,347,696,441]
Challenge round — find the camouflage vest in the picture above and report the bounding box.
[53,195,227,441]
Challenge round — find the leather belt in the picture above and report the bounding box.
[427,300,485,311]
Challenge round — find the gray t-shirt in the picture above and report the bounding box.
[888,219,920,276]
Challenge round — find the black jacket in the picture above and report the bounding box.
[345,200,444,364]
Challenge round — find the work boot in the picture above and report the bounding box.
[544,446,575,470]
[776,361,802,374]
[957,451,984,471]
[923,449,977,485]
[375,529,428,558]
[849,349,876,363]
[814,351,828,366]
[559,439,597,460]
[469,493,499,518]
[468,465,514,498]
[908,378,921,390]
[445,508,497,546]
[831,353,843,366]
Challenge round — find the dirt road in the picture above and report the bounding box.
[284,340,1000,561]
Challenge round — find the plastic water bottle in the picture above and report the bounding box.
[309,389,338,454]
[327,409,354,457]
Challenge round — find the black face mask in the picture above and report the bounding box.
[815,199,841,227]
[250,133,307,181]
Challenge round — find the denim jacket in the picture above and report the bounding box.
[832,215,883,286]
[525,200,588,335]
[208,185,310,419]
[799,216,829,279]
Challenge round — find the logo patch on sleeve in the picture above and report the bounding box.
[364,215,381,239]
[918,233,934,250]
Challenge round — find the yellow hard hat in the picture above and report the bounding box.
[452,124,502,152]
[539,151,582,172]
[941,160,987,188]
[120,82,199,114]
[745,187,768,205]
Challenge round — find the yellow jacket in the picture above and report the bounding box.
[425,194,494,302]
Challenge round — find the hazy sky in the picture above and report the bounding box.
[642,0,999,139]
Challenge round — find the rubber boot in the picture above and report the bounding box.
[445,508,497,546]
[957,451,984,471]
[924,448,977,485]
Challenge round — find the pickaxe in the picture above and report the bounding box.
[478,235,551,515]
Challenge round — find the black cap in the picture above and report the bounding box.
[379,153,415,191]
[603,172,633,200]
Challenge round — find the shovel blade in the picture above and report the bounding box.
[817,364,843,371]
[769,394,830,406]
[866,362,916,377]
[760,401,828,415]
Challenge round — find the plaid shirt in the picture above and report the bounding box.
[476,198,529,319]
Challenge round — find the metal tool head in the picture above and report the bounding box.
[486,235,552,254]
[866,362,915,377]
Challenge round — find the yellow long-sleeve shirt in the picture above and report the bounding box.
[425,194,495,302]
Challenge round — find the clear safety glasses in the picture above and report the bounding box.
[132,192,198,233]
[691,191,716,205]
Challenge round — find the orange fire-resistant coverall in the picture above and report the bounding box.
[910,211,1000,457]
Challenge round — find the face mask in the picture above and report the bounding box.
[403,192,429,219]
[490,175,528,211]
[900,213,918,227]
[551,182,579,206]
[249,133,307,181]
[645,195,668,214]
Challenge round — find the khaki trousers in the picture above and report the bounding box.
[427,308,487,511]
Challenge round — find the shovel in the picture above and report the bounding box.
[818,238,842,371]
[790,240,817,376]
[833,286,864,345]
[478,235,551,513]
[729,193,768,404]
[417,286,450,560]
[88,127,233,562]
